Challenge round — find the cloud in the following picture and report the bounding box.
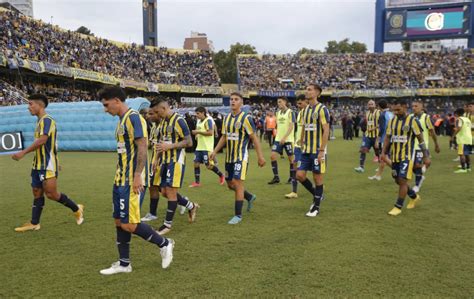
[33,0,401,53]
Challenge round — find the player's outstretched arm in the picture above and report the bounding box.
[429,128,440,153]
[210,135,226,161]
[249,133,265,167]
[317,123,330,162]
[11,135,48,161]
[380,134,392,167]
[415,134,431,168]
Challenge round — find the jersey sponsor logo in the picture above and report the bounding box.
[227,133,239,141]
[392,135,408,143]
[117,142,126,154]
[304,124,318,131]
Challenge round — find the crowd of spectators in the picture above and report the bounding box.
[238,52,474,91]
[0,79,27,105]
[0,10,220,86]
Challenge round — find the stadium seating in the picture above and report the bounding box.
[0,10,220,87]
[238,52,474,91]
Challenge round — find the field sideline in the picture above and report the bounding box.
[0,131,472,297]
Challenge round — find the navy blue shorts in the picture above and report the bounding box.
[194,150,215,166]
[414,150,430,165]
[458,144,472,156]
[225,161,248,181]
[391,159,414,180]
[272,141,294,156]
[294,147,302,163]
[297,152,326,174]
[159,162,185,188]
[361,136,376,150]
[31,169,57,188]
[112,185,144,224]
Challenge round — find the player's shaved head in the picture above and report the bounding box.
[411,101,423,115]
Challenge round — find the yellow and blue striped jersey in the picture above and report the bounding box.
[222,111,256,163]
[115,109,149,186]
[158,112,190,164]
[387,114,422,163]
[275,108,296,143]
[413,113,434,150]
[300,103,330,154]
[33,114,58,172]
[365,109,380,138]
[149,122,161,168]
[196,116,215,152]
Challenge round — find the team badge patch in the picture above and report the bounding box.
[167,126,173,133]
[235,122,242,129]
[117,125,125,135]
[403,125,410,132]
[312,111,319,121]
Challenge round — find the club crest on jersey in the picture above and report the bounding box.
[312,111,319,121]
[117,125,125,135]
[235,122,242,129]
[167,126,173,133]
[402,125,410,132]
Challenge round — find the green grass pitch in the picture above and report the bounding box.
[0,131,472,297]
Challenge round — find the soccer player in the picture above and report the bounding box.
[154,99,200,235]
[452,108,472,173]
[296,84,330,217]
[189,106,225,187]
[411,100,440,192]
[354,100,380,173]
[285,94,308,199]
[12,94,84,232]
[210,92,265,224]
[268,97,296,185]
[98,86,174,274]
[141,103,162,222]
[381,99,430,216]
[369,100,393,181]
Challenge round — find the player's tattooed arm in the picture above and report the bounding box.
[173,134,193,149]
[133,137,147,193]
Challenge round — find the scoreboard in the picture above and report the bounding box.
[385,3,471,41]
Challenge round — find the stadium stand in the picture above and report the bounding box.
[0,10,220,87]
[238,52,474,91]
[0,79,27,105]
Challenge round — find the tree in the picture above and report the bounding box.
[213,43,257,83]
[325,38,367,54]
[296,47,322,56]
[76,26,94,36]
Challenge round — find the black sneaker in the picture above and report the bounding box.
[267,177,280,185]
